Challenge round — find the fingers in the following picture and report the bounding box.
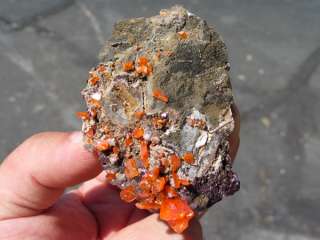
[0,193,97,240]
[78,175,148,239]
[0,131,102,220]
[109,214,203,240]
[229,104,240,163]
[79,174,202,240]
[79,173,202,240]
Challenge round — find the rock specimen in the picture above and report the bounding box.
[77,5,240,233]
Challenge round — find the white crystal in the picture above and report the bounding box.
[107,138,116,146]
[195,131,208,148]
[91,92,102,100]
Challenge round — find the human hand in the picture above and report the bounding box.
[0,107,239,240]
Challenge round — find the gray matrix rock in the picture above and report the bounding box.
[78,5,239,233]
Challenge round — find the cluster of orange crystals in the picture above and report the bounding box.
[117,101,196,233]
[122,56,153,77]
[77,51,196,233]
[119,133,195,233]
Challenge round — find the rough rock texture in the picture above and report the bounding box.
[78,5,239,232]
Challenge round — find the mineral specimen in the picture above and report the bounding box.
[78,5,240,233]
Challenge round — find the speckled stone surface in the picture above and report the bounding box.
[80,6,239,213]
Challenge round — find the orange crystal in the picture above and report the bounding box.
[124,158,139,179]
[161,158,170,169]
[120,185,137,203]
[136,200,160,210]
[85,127,95,138]
[106,171,116,182]
[153,89,169,103]
[124,134,133,146]
[168,219,189,234]
[76,111,90,120]
[160,197,194,233]
[152,116,167,129]
[183,152,194,164]
[141,170,157,184]
[97,64,106,73]
[152,177,166,193]
[179,178,191,186]
[155,191,166,205]
[132,127,144,139]
[139,177,152,193]
[95,140,110,151]
[136,65,152,76]
[88,98,101,108]
[152,167,160,179]
[136,56,153,76]
[123,61,135,72]
[134,111,145,120]
[137,56,148,65]
[88,74,100,85]
[170,154,181,172]
[177,31,188,40]
[140,140,150,168]
[172,172,181,189]
[165,186,178,198]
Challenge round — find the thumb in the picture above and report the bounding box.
[0,131,101,220]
